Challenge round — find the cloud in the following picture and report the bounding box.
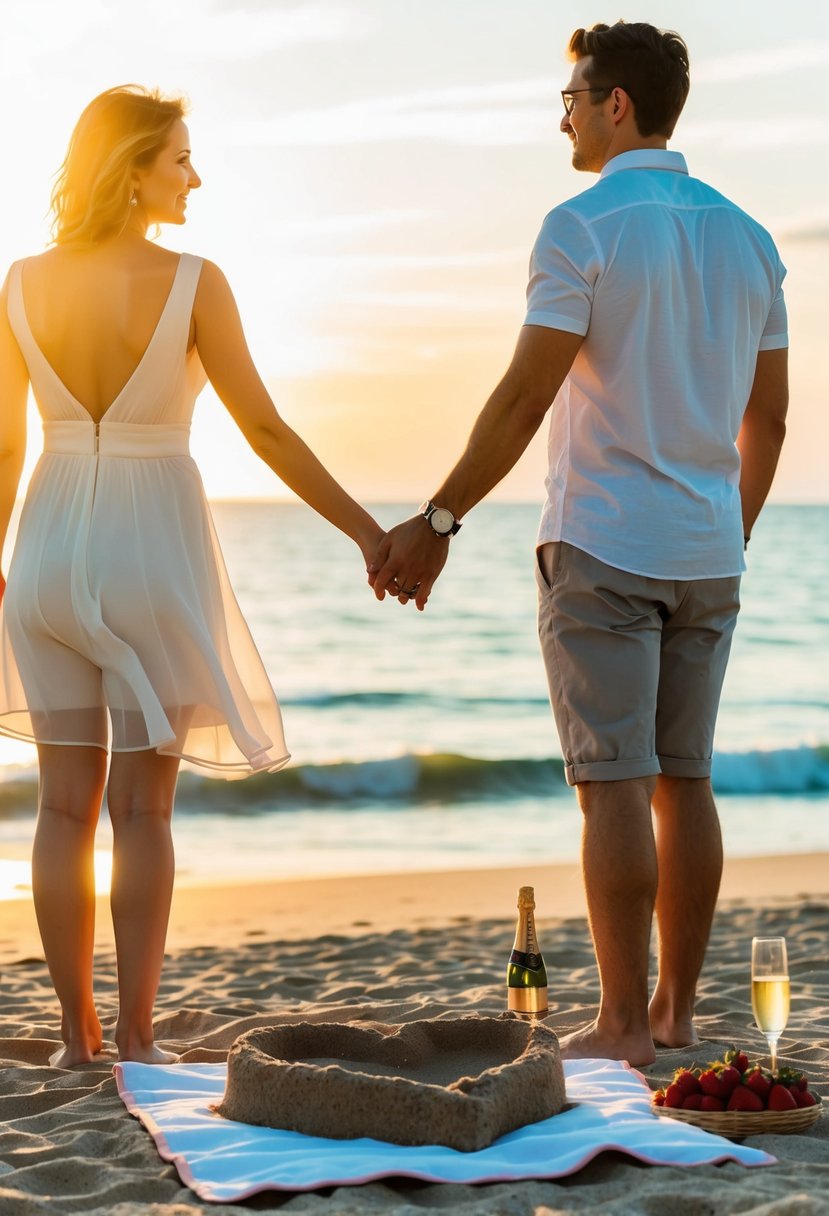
[173,0,372,59]
[338,289,517,313]
[680,116,829,150]
[773,218,829,243]
[340,248,528,269]
[223,77,560,147]
[280,209,429,238]
[694,41,829,84]
[309,248,529,273]
[781,226,829,242]
[2,0,369,72]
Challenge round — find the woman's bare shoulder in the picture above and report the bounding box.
[194,257,230,284]
[193,257,236,305]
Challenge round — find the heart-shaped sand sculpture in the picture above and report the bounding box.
[215,1015,566,1151]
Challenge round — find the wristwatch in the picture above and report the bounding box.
[419,500,462,537]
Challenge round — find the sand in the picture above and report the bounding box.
[1,854,828,1214]
[217,1018,566,1149]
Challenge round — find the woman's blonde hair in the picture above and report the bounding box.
[50,85,188,247]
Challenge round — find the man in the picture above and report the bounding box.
[369,21,788,1066]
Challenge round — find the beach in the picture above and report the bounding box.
[1,853,828,1214]
[1,505,827,1213]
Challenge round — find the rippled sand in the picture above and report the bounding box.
[0,862,827,1214]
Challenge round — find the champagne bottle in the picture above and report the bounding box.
[507,885,548,1015]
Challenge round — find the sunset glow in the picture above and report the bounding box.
[0,850,113,902]
[2,1,826,504]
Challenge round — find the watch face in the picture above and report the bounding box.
[430,507,455,534]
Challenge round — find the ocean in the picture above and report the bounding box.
[1,502,827,897]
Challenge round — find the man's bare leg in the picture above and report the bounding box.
[32,744,108,1067]
[649,775,722,1048]
[107,749,181,1064]
[559,776,658,1067]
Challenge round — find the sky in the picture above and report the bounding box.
[1,0,827,503]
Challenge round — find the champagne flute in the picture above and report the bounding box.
[751,936,790,1073]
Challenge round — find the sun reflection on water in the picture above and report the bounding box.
[0,851,113,902]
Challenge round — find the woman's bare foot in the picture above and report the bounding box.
[49,1037,105,1068]
[116,1036,179,1064]
[51,1011,106,1067]
[61,1011,104,1050]
[558,1019,656,1067]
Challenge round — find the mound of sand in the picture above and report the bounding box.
[216,1015,565,1150]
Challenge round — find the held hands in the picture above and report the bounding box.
[367,516,450,611]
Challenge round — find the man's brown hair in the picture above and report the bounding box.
[568,21,690,138]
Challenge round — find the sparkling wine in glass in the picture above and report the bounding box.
[751,936,790,1073]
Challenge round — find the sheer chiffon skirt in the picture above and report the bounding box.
[0,450,289,774]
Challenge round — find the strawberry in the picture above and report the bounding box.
[699,1068,723,1097]
[652,1087,666,1107]
[725,1048,749,1074]
[768,1084,798,1111]
[718,1065,741,1097]
[795,1090,818,1108]
[664,1082,685,1109]
[700,1095,725,1112]
[744,1067,773,1101]
[672,1069,701,1097]
[776,1066,808,1091]
[727,1085,764,1112]
[682,1093,705,1111]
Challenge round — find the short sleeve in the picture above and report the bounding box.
[758,283,788,351]
[524,206,602,336]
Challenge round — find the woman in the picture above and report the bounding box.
[0,86,384,1067]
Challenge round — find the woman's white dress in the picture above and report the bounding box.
[0,253,289,774]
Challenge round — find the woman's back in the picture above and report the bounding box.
[16,241,193,423]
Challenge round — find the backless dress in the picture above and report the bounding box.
[0,253,289,774]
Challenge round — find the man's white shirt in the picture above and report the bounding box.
[526,149,788,580]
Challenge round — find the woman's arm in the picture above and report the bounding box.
[0,272,29,600]
[192,260,383,565]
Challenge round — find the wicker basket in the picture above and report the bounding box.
[655,1099,822,1138]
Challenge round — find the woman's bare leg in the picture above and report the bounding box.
[32,744,108,1067]
[107,748,181,1063]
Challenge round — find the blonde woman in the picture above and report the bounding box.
[0,86,384,1067]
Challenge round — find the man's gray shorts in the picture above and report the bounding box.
[536,542,741,786]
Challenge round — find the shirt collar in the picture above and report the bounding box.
[599,149,689,180]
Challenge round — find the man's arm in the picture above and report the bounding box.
[369,324,583,609]
[737,347,788,543]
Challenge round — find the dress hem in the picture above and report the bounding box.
[0,722,291,776]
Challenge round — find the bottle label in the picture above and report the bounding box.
[510,948,543,972]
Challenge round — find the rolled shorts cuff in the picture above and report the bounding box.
[564,756,662,786]
[657,754,713,779]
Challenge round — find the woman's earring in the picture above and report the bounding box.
[130,194,138,208]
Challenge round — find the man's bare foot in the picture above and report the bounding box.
[116,1040,179,1064]
[649,997,699,1049]
[649,1015,700,1049]
[558,1019,656,1067]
